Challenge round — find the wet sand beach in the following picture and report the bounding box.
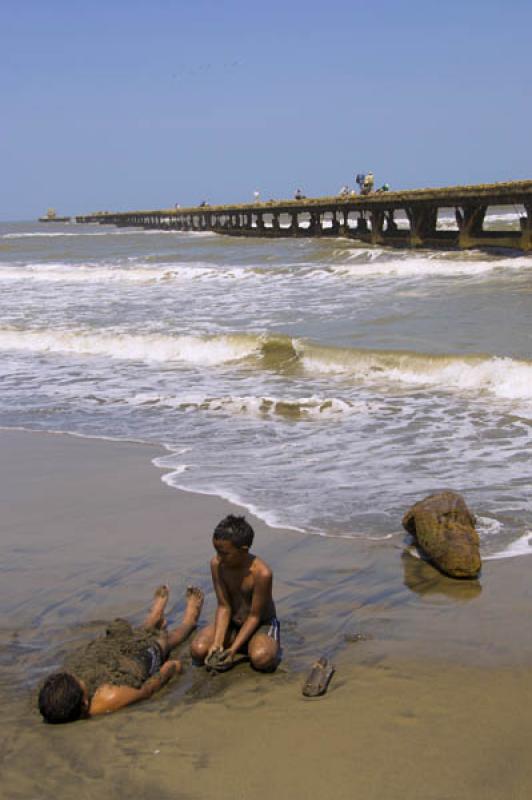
[2,428,532,799]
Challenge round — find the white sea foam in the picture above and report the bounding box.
[330,254,532,279]
[394,212,519,232]
[2,252,528,287]
[435,217,458,231]
[3,231,110,239]
[0,261,240,284]
[5,232,62,239]
[485,532,532,560]
[127,391,371,418]
[335,247,386,262]
[155,460,308,534]
[2,326,531,407]
[0,260,275,284]
[0,328,258,365]
[484,211,522,223]
[380,355,532,402]
[299,345,532,405]
[156,445,396,537]
[0,263,160,284]
[476,516,504,538]
[1,229,214,239]
[154,451,271,524]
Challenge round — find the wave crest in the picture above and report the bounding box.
[330,254,531,279]
[300,343,532,403]
[0,261,252,285]
[0,328,258,365]
[1,326,531,406]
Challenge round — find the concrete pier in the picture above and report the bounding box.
[75,180,532,252]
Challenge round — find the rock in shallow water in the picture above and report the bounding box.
[402,490,481,579]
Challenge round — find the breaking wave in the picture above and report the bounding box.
[0,261,241,284]
[1,250,529,286]
[298,343,532,403]
[330,254,532,279]
[1,326,531,407]
[1,229,216,239]
[0,328,259,366]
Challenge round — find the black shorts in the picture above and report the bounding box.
[144,642,164,676]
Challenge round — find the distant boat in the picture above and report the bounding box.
[39,208,71,223]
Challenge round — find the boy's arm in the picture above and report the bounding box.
[210,558,232,652]
[89,660,180,715]
[227,569,272,657]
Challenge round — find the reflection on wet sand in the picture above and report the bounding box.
[401,550,482,601]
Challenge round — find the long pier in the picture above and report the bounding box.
[76,180,532,252]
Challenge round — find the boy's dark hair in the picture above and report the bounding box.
[213,515,254,549]
[38,672,86,724]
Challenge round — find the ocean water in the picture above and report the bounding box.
[1,217,531,558]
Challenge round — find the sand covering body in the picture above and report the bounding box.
[64,619,162,698]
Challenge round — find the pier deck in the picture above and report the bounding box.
[76,180,532,252]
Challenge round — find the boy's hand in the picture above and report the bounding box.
[216,650,234,670]
[205,648,234,672]
[206,644,223,660]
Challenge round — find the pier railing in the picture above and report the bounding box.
[76,180,532,252]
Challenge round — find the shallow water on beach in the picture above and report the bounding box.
[0,218,531,556]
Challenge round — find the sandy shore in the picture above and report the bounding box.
[2,428,532,799]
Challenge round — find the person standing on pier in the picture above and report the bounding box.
[355,173,366,192]
[361,172,374,195]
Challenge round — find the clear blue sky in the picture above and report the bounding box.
[1,0,530,219]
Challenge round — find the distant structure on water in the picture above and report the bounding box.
[38,208,71,223]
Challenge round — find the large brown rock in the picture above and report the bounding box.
[402,491,481,579]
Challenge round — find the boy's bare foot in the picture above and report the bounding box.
[144,584,170,629]
[183,586,204,626]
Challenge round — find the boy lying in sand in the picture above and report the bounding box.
[38,585,203,723]
[191,515,280,672]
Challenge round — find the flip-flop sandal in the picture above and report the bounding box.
[302,656,335,697]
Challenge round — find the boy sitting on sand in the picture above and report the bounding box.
[38,585,203,723]
[190,515,280,672]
